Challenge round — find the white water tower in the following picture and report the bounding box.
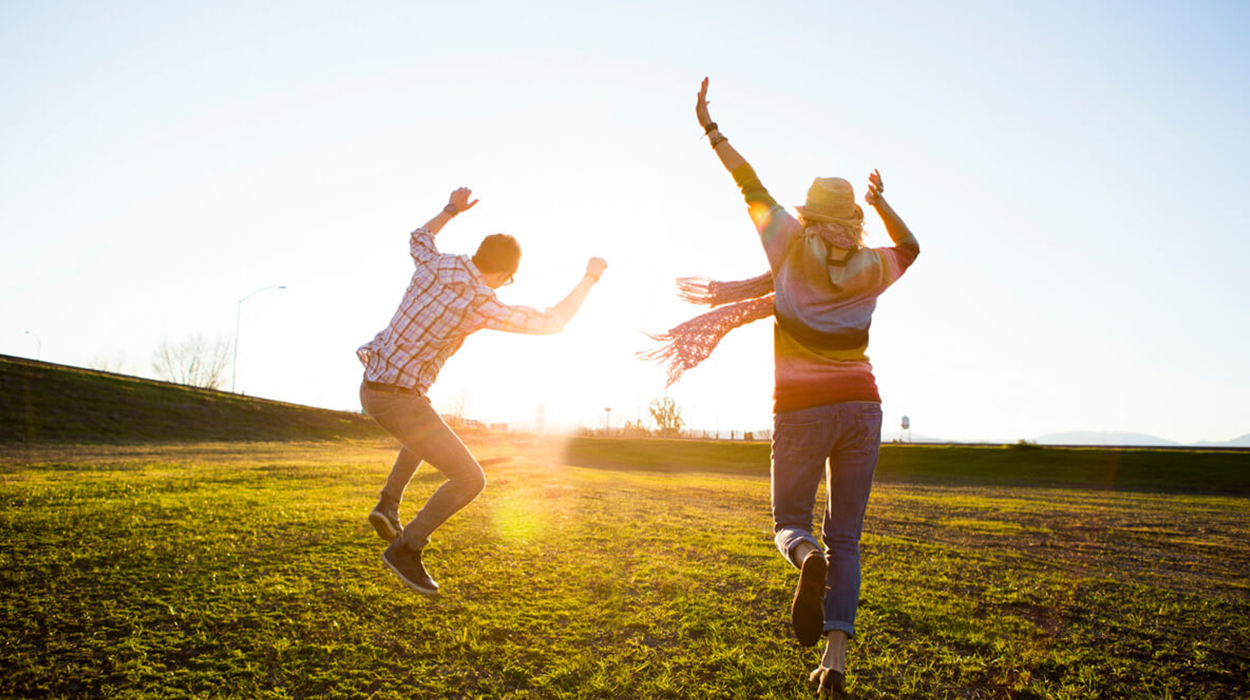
[901,415,911,443]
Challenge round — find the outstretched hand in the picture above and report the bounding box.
[865,170,885,207]
[448,187,479,214]
[696,77,713,129]
[553,257,609,323]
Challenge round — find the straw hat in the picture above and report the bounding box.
[795,177,863,224]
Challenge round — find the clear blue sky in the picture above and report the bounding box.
[3,0,1248,443]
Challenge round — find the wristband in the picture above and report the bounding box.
[709,134,728,148]
[443,203,458,216]
[702,121,718,135]
[584,272,601,283]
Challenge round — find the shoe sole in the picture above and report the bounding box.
[382,553,439,595]
[791,553,827,647]
[369,511,400,543]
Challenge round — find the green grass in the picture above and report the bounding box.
[0,354,385,443]
[2,438,1247,699]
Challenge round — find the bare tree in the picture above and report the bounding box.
[621,419,651,438]
[152,334,231,389]
[88,353,127,374]
[443,388,469,427]
[648,397,685,438]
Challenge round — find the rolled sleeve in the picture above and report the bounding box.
[410,228,439,265]
[893,234,921,263]
[866,238,920,289]
[477,298,566,335]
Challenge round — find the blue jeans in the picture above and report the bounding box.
[360,383,486,551]
[772,402,883,638]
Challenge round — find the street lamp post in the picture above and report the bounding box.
[232,285,286,393]
[24,330,41,360]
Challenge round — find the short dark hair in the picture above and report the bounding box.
[472,234,521,274]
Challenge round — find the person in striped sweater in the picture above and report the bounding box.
[652,78,920,695]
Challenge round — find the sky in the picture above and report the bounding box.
[2,0,1248,443]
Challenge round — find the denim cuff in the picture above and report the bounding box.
[774,527,820,570]
[823,620,855,638]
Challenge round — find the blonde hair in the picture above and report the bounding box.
[800,219,865,248]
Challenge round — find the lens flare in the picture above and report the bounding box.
[492,489,547,543]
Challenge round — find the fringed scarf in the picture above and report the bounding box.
[641,223,863,387]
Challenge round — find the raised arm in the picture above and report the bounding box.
[420,187,479,236]
[697,78,799,264]
[553,258,608,324]
[476,258,608,335]
[865,170,918,249]
[697,78,747,174]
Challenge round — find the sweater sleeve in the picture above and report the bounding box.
[731,163,802,272]
[865,237,920,291]
[731,163,777,209]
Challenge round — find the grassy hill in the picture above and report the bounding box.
[0,354,385,443]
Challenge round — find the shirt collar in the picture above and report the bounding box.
[464,255,490,288]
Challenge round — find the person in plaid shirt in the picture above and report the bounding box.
[358,186,607,594]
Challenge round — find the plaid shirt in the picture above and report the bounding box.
[357,228,565,393]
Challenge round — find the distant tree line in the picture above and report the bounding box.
[576,397,768,441]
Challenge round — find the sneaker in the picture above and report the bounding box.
[368,501,402,543]
[791,549,827,647]
[382,542,439,594]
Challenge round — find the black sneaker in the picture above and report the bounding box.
[791,549,827,647]
[368,500,402,543]
[382,542,439,594]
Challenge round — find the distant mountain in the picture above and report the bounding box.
[1033,431,1179,446]
[1195,433,1250,447]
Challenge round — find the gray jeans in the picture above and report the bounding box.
[771,401,883,638]
[360,383,486,551]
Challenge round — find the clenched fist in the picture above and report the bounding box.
[586,258,608,280]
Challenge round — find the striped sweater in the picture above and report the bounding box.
[732,164,920,413]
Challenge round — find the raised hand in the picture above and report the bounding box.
[553,257,609,323]
[448,187,479,214]
[696,77,713,130]
[865,170,885,207]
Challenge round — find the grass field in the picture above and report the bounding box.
[563,437,1250,495]
[2,437,1248,699]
